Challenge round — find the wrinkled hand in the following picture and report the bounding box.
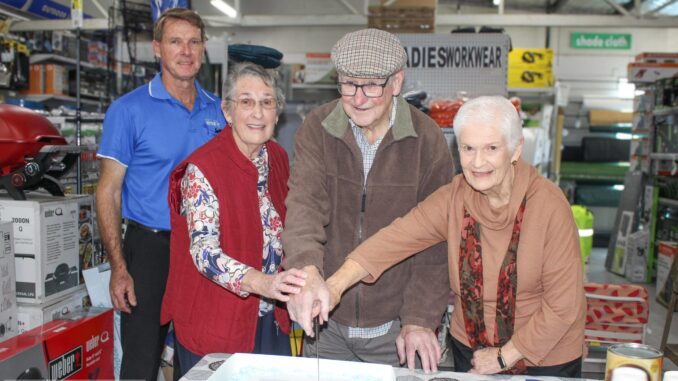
[469,347,502,375]
[110,265,136,313]
[256,268,307,302]
[396,324,441,373]
[286,265,330,337]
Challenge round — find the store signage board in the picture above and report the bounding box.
[398,33,509,98]
[571,33,632,50]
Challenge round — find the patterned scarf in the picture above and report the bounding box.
[459,197,527,374]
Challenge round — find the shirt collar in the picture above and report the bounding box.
[148,72,215,109]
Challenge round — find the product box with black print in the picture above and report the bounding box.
[0,193,80,304]
[0,221,17,342]
[17,285,89,333]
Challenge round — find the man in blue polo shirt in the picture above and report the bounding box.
[96,8,225,381]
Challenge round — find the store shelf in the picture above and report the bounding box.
[659,197,678,208]
[291,83,336,90]
[508,87,555,94]
[29,54,106,72]
[653,107,678,117]
[650,153,678,161]
[559,161,629,183]
[24,94,100,106]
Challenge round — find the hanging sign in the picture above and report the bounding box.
[398,33,509,98]
[571,33,632,50]
[71,0,83,28]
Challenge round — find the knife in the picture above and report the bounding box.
[314,317,320,381]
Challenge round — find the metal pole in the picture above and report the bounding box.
[76,27,82,194]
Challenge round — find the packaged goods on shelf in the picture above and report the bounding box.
[302,53,337,84]
[589,109,633,126]
[656,241,677,302]
[368,6,435,33]
[0,193,84,304]
[508,67,553,88]
[17,286,89,333]
[0,307,113,380]
[0,222,17,342]
[624,229,649,283]
[635,52,678,64]
[508,48,553,68]
[628,62,678,83]
[22,64,68,96]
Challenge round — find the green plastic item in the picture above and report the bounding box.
[571,204,594,270]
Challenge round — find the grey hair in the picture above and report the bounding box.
[453,96,523,152]
[222,62,286,115]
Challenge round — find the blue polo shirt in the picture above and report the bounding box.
[98,73,225,230]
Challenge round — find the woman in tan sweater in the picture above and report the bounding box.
[306,96,586,377]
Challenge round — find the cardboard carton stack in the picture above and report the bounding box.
[0,193,98,333]
[368,0,435,34]
[628,52,678,84]
[0,222,17,342]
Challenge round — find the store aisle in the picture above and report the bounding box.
[587,247,678,371]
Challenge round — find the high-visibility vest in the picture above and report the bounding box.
[571,204,594,269]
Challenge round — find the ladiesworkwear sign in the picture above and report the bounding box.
[399,33,509,98]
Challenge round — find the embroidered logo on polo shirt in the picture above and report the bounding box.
[205,119,223,134]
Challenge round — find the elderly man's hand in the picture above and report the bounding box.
[396,324,441,373]
[286,265,330,336]
[110,264,136,314]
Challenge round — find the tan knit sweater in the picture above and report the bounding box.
[348,159,586,367]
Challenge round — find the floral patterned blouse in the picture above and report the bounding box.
[181,146,284,316]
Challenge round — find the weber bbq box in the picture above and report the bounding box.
[0,221,17,342]
[0,307,113,380]
[17,285,89,333]
[0,193,84,304]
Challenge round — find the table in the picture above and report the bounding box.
[180,353,599,381]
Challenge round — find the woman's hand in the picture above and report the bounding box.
[470,341,524,375]
[243,268,307,302]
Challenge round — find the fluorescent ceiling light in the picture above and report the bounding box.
[211,0,237,18]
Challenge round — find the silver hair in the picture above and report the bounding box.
[453,96,523,152]
[222,62,286,115]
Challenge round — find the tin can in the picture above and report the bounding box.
[605,343,663,381]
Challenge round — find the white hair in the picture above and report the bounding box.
[453,96,523,152]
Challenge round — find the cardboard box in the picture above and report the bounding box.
[589,109,633,126]
[628,62,678,83]
[380,0,436,7]
[44,64,67,95]
[0,307,113,380]
[17,285,89,334]
[0,193,80,304]
[0,222,17,342]
[0,342,47,379]
[657,241,677,301]
[509,48,553,68]
[508,67,554,88]
[368,6,435,33]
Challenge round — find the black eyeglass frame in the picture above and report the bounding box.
[336,75,392,98]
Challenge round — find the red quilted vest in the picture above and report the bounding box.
[161,126,291,356]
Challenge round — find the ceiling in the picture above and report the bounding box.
[2,0,677,30]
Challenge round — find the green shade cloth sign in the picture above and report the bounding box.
[571,33,632,50]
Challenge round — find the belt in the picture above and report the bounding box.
[125,219,171,238]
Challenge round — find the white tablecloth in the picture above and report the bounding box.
[180,353,600,381]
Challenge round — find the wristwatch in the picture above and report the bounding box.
[497,347,507,370]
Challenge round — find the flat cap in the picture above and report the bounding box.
[331,28,407,79]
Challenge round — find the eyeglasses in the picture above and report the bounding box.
[337,76,390,98]
[228,97,278,111]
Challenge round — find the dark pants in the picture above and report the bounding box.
[450,336,582,378]
[173,312,291,380]
[120,224,171,381]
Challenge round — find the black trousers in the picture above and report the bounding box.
[450,336,582,378]
[120,224,171,381]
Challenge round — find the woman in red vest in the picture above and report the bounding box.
[162,62,307,378]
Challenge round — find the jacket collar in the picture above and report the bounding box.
[321,95,417,141]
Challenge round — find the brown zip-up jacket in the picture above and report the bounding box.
[282,96,454,330]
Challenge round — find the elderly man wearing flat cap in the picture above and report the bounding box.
[282,28,454,373]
